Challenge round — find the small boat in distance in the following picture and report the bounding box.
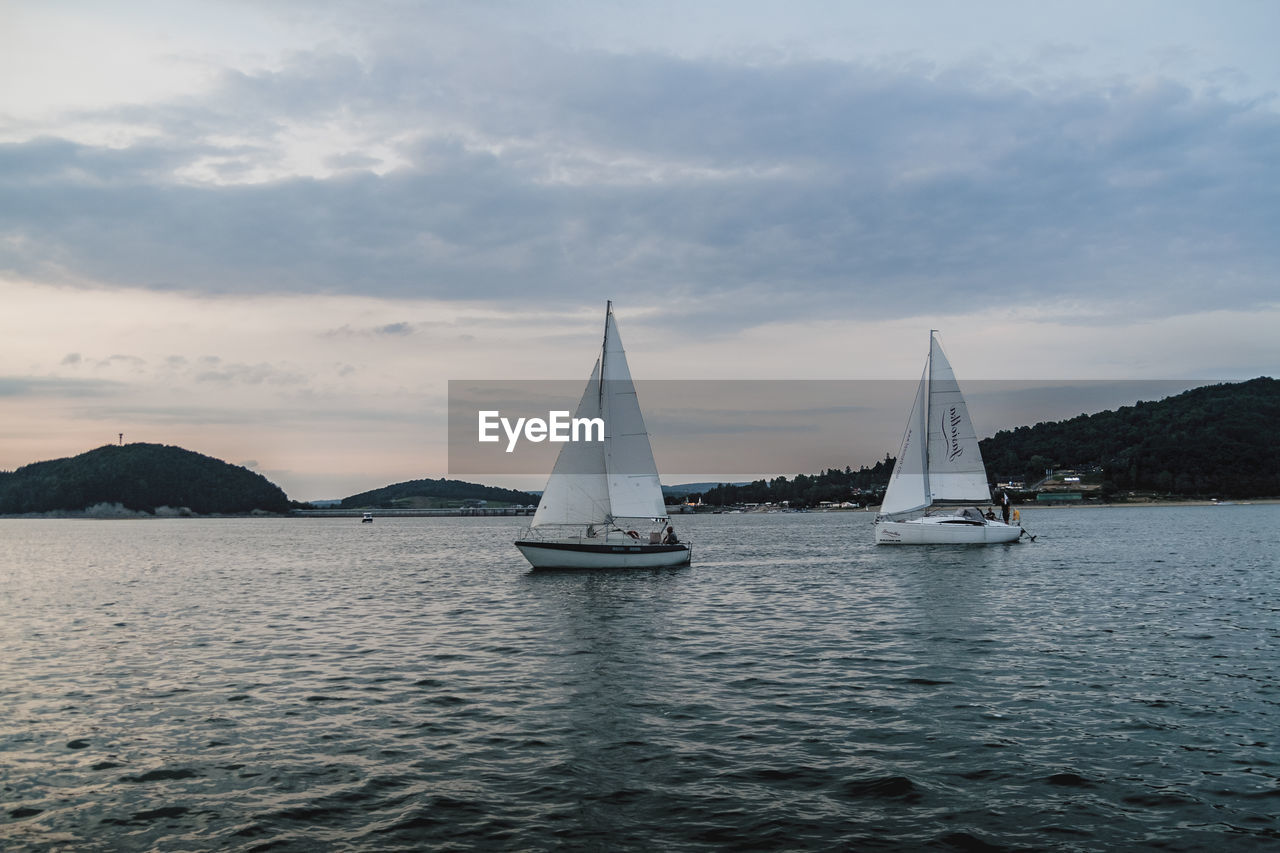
[514,302,692,570]
[361,513,374,523]
[874,332,1024,545]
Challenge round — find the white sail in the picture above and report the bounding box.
[879,332,991,519]
[528,359,611,529]
[924,334,990,504]
[879,362,931,517]
[529,304,666,528]
[601,310,666,521]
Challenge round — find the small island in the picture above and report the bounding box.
[338,478,538,511]
[0,445,540,518]
[0,443,290,516]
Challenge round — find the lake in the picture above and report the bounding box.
[1,506,1277,851]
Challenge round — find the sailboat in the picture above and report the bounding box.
[514,302,693,570]
[874,332,1023,545]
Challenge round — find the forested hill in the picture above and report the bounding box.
[980,377,1280,498]
[0,443,291,515]
[686,459,896,508]
[340,478,538,509]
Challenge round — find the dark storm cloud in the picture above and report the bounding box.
[1,37,1276,331]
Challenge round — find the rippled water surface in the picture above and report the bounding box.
[2,506,1278,851]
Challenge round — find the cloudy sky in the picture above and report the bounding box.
[2,1,1277,499]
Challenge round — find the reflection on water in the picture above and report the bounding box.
[1,507,1278,850]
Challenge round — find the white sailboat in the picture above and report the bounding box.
[514,302,692,570]
[874,332,1024,545]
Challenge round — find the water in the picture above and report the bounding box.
[1,506,1277,851]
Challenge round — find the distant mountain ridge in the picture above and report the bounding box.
[340,478,538,509]
[0,443,290,515]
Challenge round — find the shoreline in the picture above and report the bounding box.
[5,494,1274,514]
[1013,498,1280,510]
[713,498,1280,514]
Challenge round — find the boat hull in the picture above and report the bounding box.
[874,517,1022,545]
[514,539,692,570]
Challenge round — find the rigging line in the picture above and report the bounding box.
[598,301,611,405]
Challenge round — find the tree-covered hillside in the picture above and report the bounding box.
[0,443,291,514]
[980,377,1279,498]
[340,478,538,509]
[690,459,894,508]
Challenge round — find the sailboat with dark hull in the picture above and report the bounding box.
[514,303,692,570]
[874,332,1023,545]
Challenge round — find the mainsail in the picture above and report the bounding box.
[879,333,991,519]
[529,304,665,530]
[923,335,989,504]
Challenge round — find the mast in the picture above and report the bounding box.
[925,329,936,503]
[601,301,610,521]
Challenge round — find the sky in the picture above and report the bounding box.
[2,1,1277,500]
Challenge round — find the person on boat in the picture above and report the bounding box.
[663,526,679,545]
[985,509,996,520]
[1000,491,1011,524]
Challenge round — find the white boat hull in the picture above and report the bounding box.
[875,516,1022,545]
[515,539,692,570]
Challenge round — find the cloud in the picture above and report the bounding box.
[192,361,307,385]
[0,376,123,397]
[67,400,434,428]
[0,27,1275,336]
[100,354,147,369]
[323,321,419,338]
